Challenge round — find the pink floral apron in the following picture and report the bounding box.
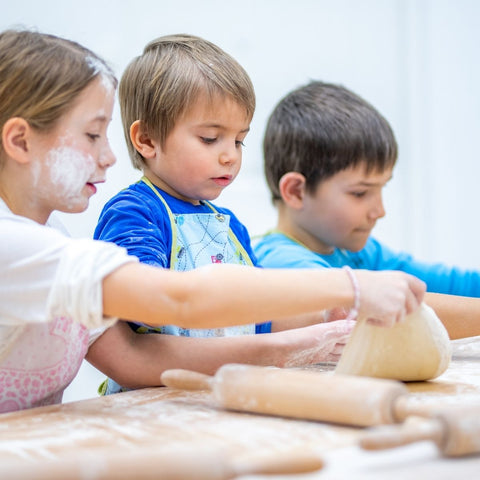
[0,316,89,413]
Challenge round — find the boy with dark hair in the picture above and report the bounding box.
[255,80,480,339]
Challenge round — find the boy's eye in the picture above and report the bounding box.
[351,191,367,198]
[200,137,216,144]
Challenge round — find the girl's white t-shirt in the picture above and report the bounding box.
[0,199,136,359]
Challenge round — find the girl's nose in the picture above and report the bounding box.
[99,145,116,169]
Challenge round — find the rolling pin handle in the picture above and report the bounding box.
[231,449,324,476]
[391,393,431,422]
[161,369,213,391]
[359,417,444,451]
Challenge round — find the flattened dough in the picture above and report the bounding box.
[335,303,451,381]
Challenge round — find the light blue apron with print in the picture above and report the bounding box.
[100,178,256,395]
[137,176,255,337]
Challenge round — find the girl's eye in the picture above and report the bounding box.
[87,133,100,142]
[235,140,246,148]
[200,137,216,144]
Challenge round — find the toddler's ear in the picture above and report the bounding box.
[130,120,157,159]
[278,172,306,209]
[1,117,31,163]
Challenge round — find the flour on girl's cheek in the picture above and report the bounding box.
[45,145,96,209]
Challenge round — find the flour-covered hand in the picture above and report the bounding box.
[282,320,355,366]
[354,270,426,327]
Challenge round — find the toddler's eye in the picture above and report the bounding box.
[200,137,216,144]
[235,140,246,148]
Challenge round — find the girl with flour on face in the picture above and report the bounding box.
[21,78,116,220]
[0,29,425,414]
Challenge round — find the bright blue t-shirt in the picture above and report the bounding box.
[94,180,271,333]
[254,232,480,297]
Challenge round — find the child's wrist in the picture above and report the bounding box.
[343,266,360,321]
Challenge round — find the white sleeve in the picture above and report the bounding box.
[47,238,137,329]
[0,215,136,329]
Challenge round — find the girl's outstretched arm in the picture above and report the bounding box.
[102,263,425,330]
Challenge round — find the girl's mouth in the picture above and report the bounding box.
[86,182,97,195]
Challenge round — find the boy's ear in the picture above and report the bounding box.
[278,172,307,209]
[129,120,158,159]
[1,117,32,164]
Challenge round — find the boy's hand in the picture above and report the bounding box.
[355,270,426,327]
[323,307,350,322]
[282,320,356,366]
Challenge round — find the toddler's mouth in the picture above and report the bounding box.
[212,175,233,187]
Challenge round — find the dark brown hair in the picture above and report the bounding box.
[263,81,397,202]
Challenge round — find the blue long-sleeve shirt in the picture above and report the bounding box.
[254,232,480,297]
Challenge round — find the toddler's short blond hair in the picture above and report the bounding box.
[119,34,256,170]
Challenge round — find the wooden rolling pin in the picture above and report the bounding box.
[0,446,324,480]
[161,364,425,427]
[359,404,480,457]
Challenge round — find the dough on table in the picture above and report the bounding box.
[335,303,451,381]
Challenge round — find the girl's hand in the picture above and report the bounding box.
[354,270,426,327]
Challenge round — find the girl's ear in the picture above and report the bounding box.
[278,172,307,209]
[2,117,32,164]
[130,120,158,160]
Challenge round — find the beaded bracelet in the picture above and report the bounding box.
[343,266,360,321]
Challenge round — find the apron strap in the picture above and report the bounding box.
[141,176,177,268]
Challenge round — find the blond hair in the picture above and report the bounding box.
[0,29,116,165]
[119,34,256,170]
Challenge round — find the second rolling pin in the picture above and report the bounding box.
[161,363,417,427]
[360,404,480,457]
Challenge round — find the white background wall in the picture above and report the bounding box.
[2,0,479,402]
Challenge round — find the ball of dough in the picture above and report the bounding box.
[335,303,451,381]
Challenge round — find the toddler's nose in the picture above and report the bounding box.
[219,143,241,166]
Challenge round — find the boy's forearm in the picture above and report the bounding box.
[425,292,480,340]
[87,322,303,389]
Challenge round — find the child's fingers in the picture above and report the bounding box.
[329,319,356,336]
[367,315,395,328]
[406,276,426,313]
[331,342,347,355]
[359,270,425,327]
[324,307,350,322]
[404,289,420,316]
[283,320,355,366]
[326,353,343,363]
